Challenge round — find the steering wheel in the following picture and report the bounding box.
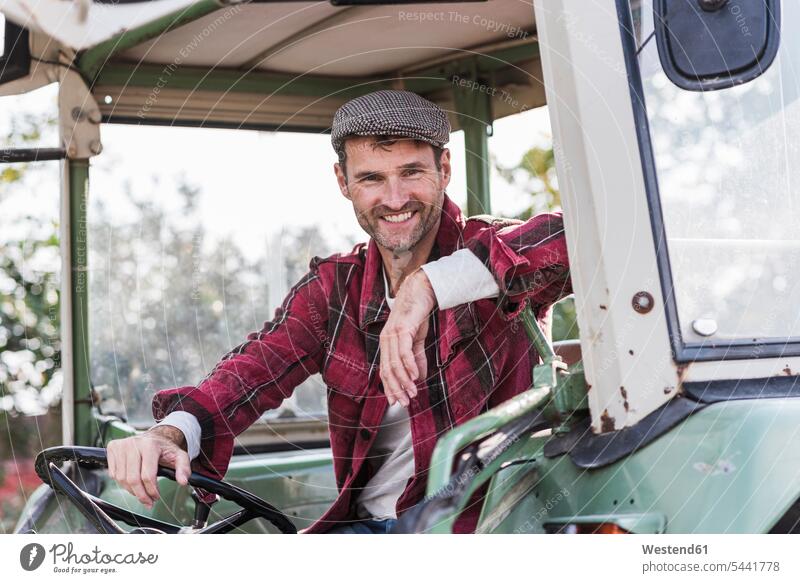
[35,446,297,534]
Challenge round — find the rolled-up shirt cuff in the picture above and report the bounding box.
[156,411,201,460]
[421,248,500,310]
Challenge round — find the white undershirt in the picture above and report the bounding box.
[352,269,415,519]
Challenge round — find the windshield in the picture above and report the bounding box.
[634,0,800,347]
[88,126,367,426]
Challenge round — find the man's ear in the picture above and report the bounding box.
[439,148,452,189]
[334,162,351,200]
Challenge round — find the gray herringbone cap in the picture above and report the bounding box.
[331,90,451,154]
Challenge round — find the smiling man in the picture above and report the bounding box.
[105,90,572,534]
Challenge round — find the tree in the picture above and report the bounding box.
[0,111,61,417]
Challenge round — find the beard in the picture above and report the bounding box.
[355,190,444,253]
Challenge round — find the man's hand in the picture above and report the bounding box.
[380,269,436,407]
[106,425,191,509]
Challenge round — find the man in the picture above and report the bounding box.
[106,90,571,533]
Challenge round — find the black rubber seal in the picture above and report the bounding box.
[544,396,706,468]
[684,374,800,403]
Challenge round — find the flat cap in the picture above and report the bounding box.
[331,90,451,154]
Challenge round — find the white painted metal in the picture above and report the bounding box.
[535,0,678,431]
[58,69,102,159]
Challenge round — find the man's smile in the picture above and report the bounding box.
[380,210,418,224]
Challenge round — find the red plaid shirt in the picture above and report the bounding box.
[152,195,571,533]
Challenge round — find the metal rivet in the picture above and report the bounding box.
[632,291,654,314]
[692,318,718,337]
[89,140,103,155]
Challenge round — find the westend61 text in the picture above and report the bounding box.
[642,544,708,555]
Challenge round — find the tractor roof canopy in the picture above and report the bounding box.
[1,0,544,131]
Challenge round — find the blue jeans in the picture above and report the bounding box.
[327,518,398,534]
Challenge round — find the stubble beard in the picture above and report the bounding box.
[356,190,445,254]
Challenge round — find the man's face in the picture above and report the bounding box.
[334,137,451,253]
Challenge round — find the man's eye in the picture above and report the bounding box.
[363,175,381,182]
[403,168,422,177]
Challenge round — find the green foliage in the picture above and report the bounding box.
[0,111,61,416]
[496,145,561,219]
[0,166,22,183]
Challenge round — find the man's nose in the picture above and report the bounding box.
[382,175,411,210]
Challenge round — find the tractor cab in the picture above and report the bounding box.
[4,0,800,534]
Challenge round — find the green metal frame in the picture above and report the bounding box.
[421,304,586,533]
[93,63,383,100]
[89,42,538,107]
[426,387,551,497]
[520,309,587,432]
[67,159,97,447]
[86,38,538,96]
[478,398,800,534]
[452,60,493,216]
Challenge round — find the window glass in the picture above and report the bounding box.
[636,0,800,343]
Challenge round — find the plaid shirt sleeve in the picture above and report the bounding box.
[151,264,330,480]
[464,212,572,320]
